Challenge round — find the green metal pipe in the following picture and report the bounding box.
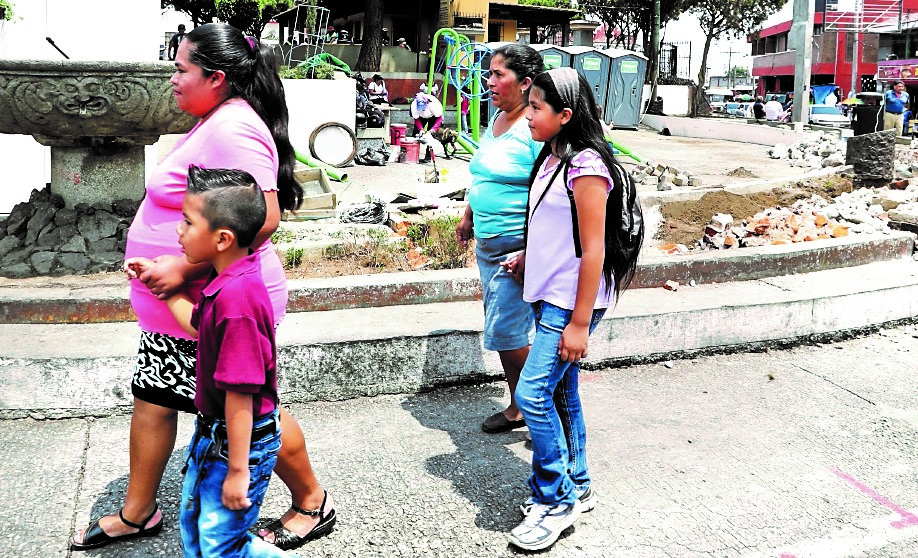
[295,150,348,182]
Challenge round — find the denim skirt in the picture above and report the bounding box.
[475,234,535,351]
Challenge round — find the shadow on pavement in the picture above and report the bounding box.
[401,383,531,536]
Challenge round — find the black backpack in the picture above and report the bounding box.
[527,157,644,292]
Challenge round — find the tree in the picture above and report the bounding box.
[727,65,749,79]
[162,0,218,28]
[690,0,784,115]
[355,0,384,72]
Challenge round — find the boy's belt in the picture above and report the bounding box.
[196,413,277,442]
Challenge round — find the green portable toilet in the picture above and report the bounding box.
[529,44,571,70]
[561,46,613,110]
[603,48,647,129]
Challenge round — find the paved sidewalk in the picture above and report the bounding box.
[4,325,918,557]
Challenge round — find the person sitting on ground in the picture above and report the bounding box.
[752,97,766,121]
[368,74,389,104]
[325,26,338,44]
[410,90,443,134]
[764,97,784,121]
[126,165,286,558]
[167,24,186,61]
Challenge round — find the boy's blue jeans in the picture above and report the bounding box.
[515,301,605,506]
[180,409,284,558]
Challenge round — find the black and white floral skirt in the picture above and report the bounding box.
[131,331,198,414]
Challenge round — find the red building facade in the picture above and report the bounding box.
[749,1,918,97]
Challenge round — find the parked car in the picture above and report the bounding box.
[808,104,849,127]
[765,92,789,106]
[706,88,735,113]
[724,102,750,117]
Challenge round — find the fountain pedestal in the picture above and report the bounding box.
[0,60,195,207]
[0,60,195,277]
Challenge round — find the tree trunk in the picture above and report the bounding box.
[693,33,714,117]
[356,0,384,72]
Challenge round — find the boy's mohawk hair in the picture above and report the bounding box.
[186,165,267,248]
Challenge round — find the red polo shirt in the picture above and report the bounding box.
[190,253,279,419]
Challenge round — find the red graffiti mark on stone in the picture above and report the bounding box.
[72,173,81,185]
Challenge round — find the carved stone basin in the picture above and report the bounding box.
[0,60,196,206]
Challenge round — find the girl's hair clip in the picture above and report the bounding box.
[245,36,257,52]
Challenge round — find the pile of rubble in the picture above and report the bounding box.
[768,132,847,169]
[661,185,918,254]
[0,186,136,277]
[629,162,703,191]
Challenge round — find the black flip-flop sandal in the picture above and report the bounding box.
[71,502,163,551]
[262,491,336,551]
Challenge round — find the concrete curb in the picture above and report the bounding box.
[2,258,917,417]
[0,232,912,324]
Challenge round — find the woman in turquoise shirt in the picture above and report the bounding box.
[456,44,544,433]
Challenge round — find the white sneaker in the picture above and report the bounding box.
[519,485,596,516]
[508,499,582,551]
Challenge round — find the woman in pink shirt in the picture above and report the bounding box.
[72,23,334,552]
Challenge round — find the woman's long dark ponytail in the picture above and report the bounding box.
[185,23,303,212]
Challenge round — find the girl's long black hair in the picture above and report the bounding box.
[527,72,642,300]
[185,23,303,212]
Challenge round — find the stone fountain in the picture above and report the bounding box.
[0,60,196,277]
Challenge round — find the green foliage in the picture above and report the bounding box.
[421,216,469,270]
[727,66,750,79]
[282,246,304,269]
[518,0,573,7]
[278,63,336,80]
[324,229,402,269]
[161,0,218,28]
[270,228,295,244]
[0,0,16,21]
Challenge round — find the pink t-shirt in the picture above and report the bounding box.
[523,149,615,311]
[191,253,278,419]
[126,99,287,339]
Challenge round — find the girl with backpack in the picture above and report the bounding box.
[501,67,643,551]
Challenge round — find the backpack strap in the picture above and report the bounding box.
[563,165,582,258]
[524,159,568,252]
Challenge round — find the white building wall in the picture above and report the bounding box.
[0,0,162,213]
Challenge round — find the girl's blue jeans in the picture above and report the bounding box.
[179,409,284,558]
[515,301,605,506]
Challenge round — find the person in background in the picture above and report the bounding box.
[167,24,186,61]
[884,80,909,136]
[325,25,338,44]
[764,97,784,121]
[455,44,544,434]
[397,37,411,51]
[460,87,471,133]
[368,74,389,104]
[752,96,766,122]
[410,88,444,134]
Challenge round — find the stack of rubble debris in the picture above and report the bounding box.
[768,132,847,169]
[662,185,918,253]
[630,162,702,191]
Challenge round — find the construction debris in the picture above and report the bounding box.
[768,132,847,169]
[630,160,700,191]
[689,186,912,250]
